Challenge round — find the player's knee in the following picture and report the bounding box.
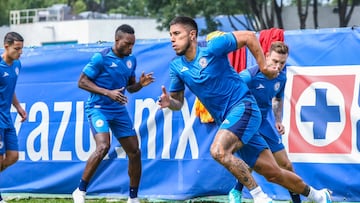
[210,145,225,163]
[9,153,19,164]
[127,148,141,160]
[264,168,283,183]
[280,161,294,172]
[96,143,110,157]
[7,151,19,163]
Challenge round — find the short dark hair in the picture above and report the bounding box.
[169,16,198,36]
[270,41,289,55]
[4,32,24,45]
[115,24,135,38]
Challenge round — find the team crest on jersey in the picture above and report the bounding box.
[0,141,3,149]
[274,82,280,91]
[126,60,132,69]
[199,57,208,68]
[95,119,104,127]
[15,67,19,75]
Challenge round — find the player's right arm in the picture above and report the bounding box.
[78,53,128,104]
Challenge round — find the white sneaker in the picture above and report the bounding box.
[127,197,140,203]
[319,189,332,203]
[253,194,273,203]
[0,200,7,203]
[72,188,86,203]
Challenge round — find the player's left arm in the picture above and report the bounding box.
[126,71,155,93]
[273,97,285,135]
[12,93,27,122]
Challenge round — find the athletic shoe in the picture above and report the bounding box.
[319,189,332,203]
[72,188,86,203]
[127,197,140,203]
[0,200,7,203]
[253,194,273,203]
[228,188,242,203]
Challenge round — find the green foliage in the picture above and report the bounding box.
[72,1,87,14]
[146,0,248,33]
[0,0,68,25]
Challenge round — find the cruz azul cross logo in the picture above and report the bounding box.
[283,66,360,163]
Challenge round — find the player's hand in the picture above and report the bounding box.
[17,107,27,122]
[157,85,171,109]
[139,71,155,87]
[108,87,128,104]
[275,122,285,135]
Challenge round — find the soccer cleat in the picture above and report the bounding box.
[253,194,273,203]
[72,188,86,203]
[127,197,140,203]
[0,200,7,203]
[319,189,332,203]
[228,188,242,203]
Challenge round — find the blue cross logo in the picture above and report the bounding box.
[300,88,340,139]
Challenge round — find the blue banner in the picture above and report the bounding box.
[1,27,360,201]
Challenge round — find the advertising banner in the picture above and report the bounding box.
[1,27,360,201]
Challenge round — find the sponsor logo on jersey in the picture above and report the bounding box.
[181,66,189,72]
[110,62,118,68]
[199,57,208,68]
[126,60,132,69]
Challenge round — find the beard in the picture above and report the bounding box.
[116,47,131,57]
[175,39,191,56]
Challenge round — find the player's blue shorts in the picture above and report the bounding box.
[219,97,262,145]
[237,133,269,168]
[259,117,285,153]
[86,108,136,139]
[0,127,18,155]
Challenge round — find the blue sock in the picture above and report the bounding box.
[129,187,138,198]
[234,180,244,191]
[289,191,301,203]
[78,179,88,192]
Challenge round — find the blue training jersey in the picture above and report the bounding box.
[82,47,136,112]
[169,32,252,125]
[239,65,287,117]
[0,57,21,128]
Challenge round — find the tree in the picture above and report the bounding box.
[297,0,310,29]
[337,0,360,27]
[146,0,286,33]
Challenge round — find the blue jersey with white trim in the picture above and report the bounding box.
[82,47,136,112]
[239,65,287,117]
[0,57,21,128]
[169,33,252,125]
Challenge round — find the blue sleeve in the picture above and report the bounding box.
[276,77,286,99]
[206,32,237,56]
[131,56,136,77]
[275,66,288,99]
[169,63,185,92]
[239,65,260,84]
[82,53,103,79]
[239,69,251,84]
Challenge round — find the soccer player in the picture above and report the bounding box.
[158,16,278,202]
[72,24,155,203]
[228,41,300,202]
[228,41,332,203]
[158,16,332,203]
[0,32,27,203]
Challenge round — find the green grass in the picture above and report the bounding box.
[2,195,356,203]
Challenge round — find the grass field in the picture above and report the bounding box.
[2,194,355,203]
